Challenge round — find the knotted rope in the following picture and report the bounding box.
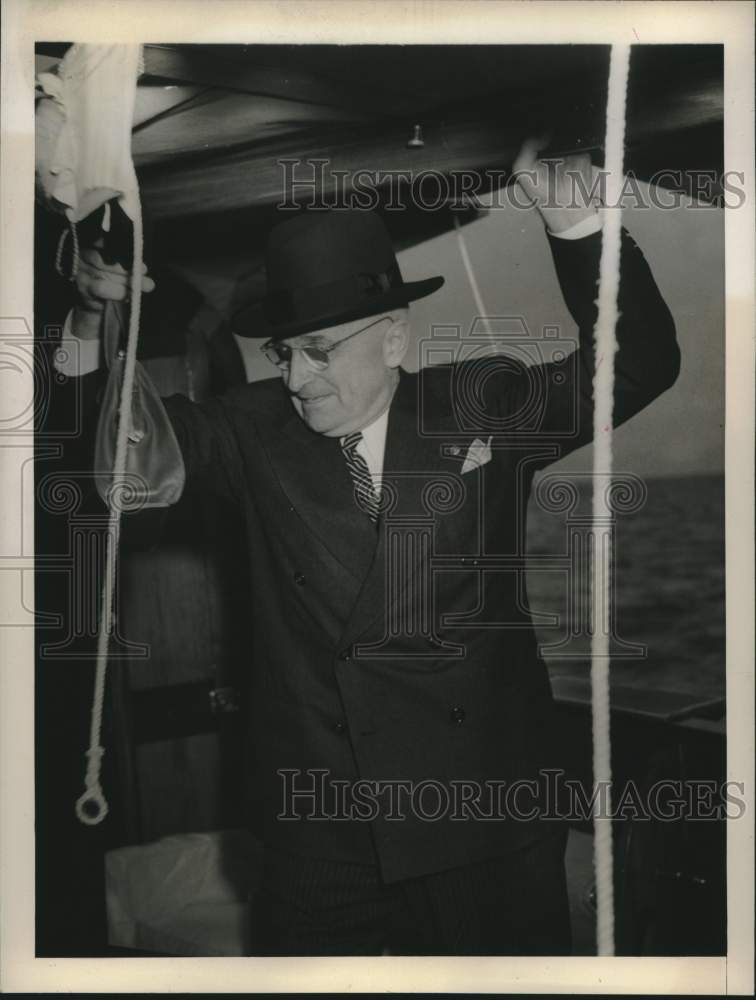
[73,45,145,826]
[75,203,144,826]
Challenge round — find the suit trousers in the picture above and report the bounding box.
[249,826,571,955]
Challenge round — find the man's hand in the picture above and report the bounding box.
[72,245,155,340]
[512,137,602,235]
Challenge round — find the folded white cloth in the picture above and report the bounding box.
[461,435,493,474]
[36,44,142,224]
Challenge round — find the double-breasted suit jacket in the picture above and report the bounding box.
[154,228,679,882]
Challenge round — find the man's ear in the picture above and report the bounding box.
[383,312,410,369]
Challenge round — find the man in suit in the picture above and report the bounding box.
[58,144,679,954]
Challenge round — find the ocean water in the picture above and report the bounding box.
[526,474,725,700]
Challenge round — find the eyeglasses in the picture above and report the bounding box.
[261,316,392,372]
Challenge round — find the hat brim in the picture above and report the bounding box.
[232,275,444,340]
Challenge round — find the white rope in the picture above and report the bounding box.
[453,214,494,340]
[54,219,80,280]
[75,205,144,826]
[75,48,144,826]
[590,42,631,956]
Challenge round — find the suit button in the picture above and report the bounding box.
[338,648,352,661]
[334,721,347,735]
[294,571,306,585]
[450,706,466,725]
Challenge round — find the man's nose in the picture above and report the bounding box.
[284,349,313,393]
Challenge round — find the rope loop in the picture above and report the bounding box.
[75,747,109,824]
[75,788,109,825]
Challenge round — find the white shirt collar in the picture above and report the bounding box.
[358,408,389,478]
[339,406,390,480]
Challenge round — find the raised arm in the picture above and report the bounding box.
[488,141,680,464]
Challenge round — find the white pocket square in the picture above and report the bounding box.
[460,436,492,474]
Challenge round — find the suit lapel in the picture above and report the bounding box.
[257,369,459,648]
[258,405,379,584]
[339,369,457,651]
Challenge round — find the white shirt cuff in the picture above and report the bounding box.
[548,211,603,240]
[53,311,102,376]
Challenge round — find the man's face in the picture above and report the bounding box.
[278,311,408,436]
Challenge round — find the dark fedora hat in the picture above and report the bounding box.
[253,209,444,341]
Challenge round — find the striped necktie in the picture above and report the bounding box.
[340,431,380,523]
